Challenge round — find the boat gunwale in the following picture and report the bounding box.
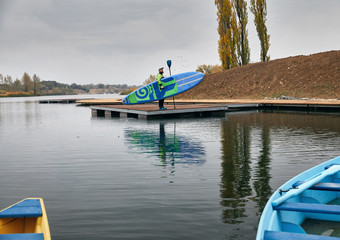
[256,156,340,240]
[0,198,51,240]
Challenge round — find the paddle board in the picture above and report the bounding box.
[122,71,204,104]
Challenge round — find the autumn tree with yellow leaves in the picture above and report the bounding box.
[215,0,236,69]
[22,72,33,92]
[250,0,270,61]
[196,64,223,75]
[234,0,250,66]
[215,0,250,70]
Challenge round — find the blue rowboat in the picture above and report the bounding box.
[0,198,51,240]
[256,156,340,240]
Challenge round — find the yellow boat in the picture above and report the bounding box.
[0,198,51,240]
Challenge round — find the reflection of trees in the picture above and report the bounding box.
[220,121,251,224]
[253,126,272,215]
[220,114,273,225]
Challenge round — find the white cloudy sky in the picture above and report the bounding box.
[0,0,339,85]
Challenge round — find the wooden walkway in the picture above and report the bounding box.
[39,98,94,104]
[87,98,340,120]
[77,97,340,106]
[91,104,229,120]
[76,98,121,105]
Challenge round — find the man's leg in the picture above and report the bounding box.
[159,99,164,108]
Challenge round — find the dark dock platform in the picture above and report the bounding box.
[86,98,340,120]
[39,98,94,104]
[91,104,229,120]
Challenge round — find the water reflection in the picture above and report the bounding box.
[219,111,340,229]
[220,120,252,224]
[125,122,206,166]
[1,99,340,240]
[253,126,272,214]
[220,115,274,225]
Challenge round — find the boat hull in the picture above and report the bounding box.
[256,156,340,240]
[0,198,51,240]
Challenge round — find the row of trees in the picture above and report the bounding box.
[0,72,137,96]
[215,0,270,69]
[0,73,41,95]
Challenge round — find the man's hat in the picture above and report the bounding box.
[159,67,164,71]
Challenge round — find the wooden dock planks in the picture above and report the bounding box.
[77,97,340,107]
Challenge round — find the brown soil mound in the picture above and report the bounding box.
[181,50,340,99]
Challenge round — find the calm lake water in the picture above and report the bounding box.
[1,95,340,240]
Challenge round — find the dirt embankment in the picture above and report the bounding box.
[180,50,340,100]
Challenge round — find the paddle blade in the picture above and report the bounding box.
[167,60,172,68]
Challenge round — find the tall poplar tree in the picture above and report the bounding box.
[215,0,238,69]
[250,0,270,61]
[233,0,250,66]
[215,0,250,69]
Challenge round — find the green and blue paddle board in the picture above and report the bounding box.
[122,71,204,104]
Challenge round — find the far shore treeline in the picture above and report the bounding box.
[0,72,139,97]
[1,65,222,97]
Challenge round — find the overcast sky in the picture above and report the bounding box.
[1,0,339,85]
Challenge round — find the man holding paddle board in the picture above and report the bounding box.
[156,67,167,110]
[122,68,204,106]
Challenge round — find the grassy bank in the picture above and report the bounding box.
[0,91,33,97]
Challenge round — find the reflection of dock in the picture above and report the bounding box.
[91,104,228,120]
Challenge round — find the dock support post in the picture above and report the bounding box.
[91,109,98,117]
[138,114,148,120]
[105,111,112,118]
[120,112,128,118]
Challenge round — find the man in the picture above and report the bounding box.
[156,67,167,110]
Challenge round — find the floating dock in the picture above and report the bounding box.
[88,98,340,120]
[76,98,122,106]
[78,98,340,108]
[91,104,229,120]
[39,98,94,104]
